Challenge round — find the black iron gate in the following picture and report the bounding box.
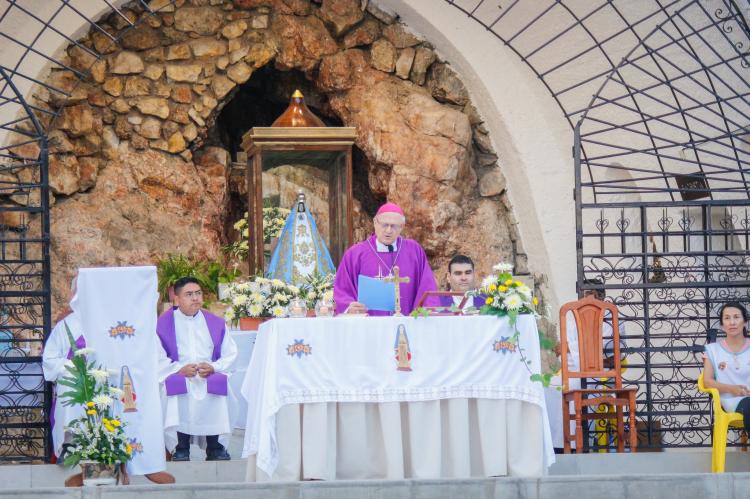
[448,0,750,448]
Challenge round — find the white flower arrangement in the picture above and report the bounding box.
[475,262,538,324]
[59,324,133,467]
[300,271,335,309]
[225,207,291,259]
[223,276,300,320]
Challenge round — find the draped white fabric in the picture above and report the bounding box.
[70,266,166,475]
[42,313,85,457]
[241,315,554,479]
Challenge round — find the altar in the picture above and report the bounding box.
[241,314,554,481]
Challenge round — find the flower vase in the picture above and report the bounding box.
[80,460,118,486]
[239,317,269,331]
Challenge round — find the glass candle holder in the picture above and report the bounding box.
[288,297,308,318]
[315,299,334,317]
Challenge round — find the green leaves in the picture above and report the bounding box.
[530,373,554,387]
[409,307,431,318]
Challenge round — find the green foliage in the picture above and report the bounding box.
[409,307,431,318]
[299,270,334,308]
[530,373,554,387]
[156,254,241,303]
[538,330,556,351]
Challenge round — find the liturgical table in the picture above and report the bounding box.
[241,314,554,481]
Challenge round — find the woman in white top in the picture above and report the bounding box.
[703,302,750,427]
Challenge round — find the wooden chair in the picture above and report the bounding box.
[560,295,638,453]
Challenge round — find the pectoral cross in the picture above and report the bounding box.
[384,265,410,316]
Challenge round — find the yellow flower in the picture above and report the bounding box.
[126,444,132,455]
[498,286,508,293]
[488,284,497,292]
[533,297,539,305]
[111,419,121,427]
[86,409,96,415]
[86,401,95,408]
[102,418,109,424]
[485,296,493,305]
[504,279,513,286]
[104,423,114,432]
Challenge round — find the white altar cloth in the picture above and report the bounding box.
[241,314,554,479]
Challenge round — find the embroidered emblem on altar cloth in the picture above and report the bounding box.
[127,438,144,455]
[394,324,412,371]
[109,321,136,340]
[492,336,517,354]
[287,339,312,358]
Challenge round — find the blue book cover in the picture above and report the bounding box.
[357,275,396,311]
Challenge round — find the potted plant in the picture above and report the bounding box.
[223,277,300,330]
[58,325,132,486]
[156,254,241,312]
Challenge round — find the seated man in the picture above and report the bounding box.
[157,277,237,461]
[439,254,486,311]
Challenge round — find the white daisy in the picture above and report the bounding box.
[89,369,110,383]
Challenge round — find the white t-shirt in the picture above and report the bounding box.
[704,339,750,412]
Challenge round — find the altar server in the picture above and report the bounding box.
[157,276,238,461]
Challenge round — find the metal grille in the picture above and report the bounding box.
[447,0,750,448]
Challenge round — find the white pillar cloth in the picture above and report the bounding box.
[70,266,166,475]
[241,315,554,479]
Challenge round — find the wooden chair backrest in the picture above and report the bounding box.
[559,295,623,390]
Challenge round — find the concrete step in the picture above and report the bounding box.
[4,449,750,488]
[2,473,750,499]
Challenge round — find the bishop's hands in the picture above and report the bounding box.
[346,302,368,314]
[177,363,215,378]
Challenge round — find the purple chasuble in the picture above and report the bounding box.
[156,308,228,397]
[334,235,438,315]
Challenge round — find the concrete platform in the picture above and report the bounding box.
[2,473,750,499]
[3,449,750,498]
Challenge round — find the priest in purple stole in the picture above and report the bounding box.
[334,202,438,315]
[156,277,237,461]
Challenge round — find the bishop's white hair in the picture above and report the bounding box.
[375,213,406,224]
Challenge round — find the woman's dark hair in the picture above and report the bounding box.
[719,302,749,336]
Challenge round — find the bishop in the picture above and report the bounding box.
[334,202,438,315]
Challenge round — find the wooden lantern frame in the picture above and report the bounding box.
[241,126,357,276]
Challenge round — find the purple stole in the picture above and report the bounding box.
[438,294,487,309]
[67,334,86,359]
[156,308,228,397]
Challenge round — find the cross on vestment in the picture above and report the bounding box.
[384,266,410,316]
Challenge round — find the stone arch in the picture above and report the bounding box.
[23,0,522,313]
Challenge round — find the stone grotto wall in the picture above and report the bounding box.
[8,0,526,315]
